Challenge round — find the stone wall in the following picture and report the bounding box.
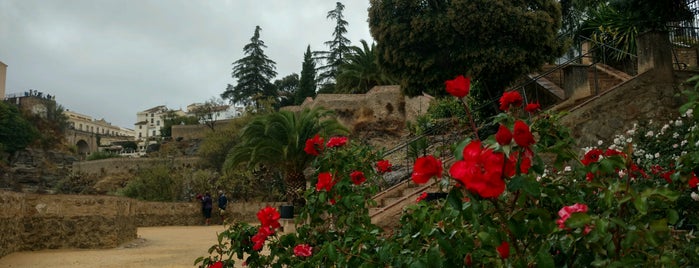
[674,47,698,69]
[72,157,200,176]
[559,32,683,147]
[0,191,137,258]
[135,200,284,226]
[282,85,433,131]
[0,190,285,258]
[171,119,236,141]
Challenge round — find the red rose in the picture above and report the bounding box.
[326,136,348,148]
[316,172,335,192]
[449,141,506,198]
[411,155,443,184]
[251,226,274,251]
[416,192,428,202]
[256,206,281,229]
[499,91,523,111]
[513,120,535,147]
[524,102,541,113]
[497,241,510,259]
[304,134,324,156]
[445,75,471,98]
[689,172,699,188]
[495,124,512,146]
[350,170,366,185]
[376,159,392,173]
[504,150,532,177]
[293,244,313,257]
[556,203,589,229]
[581,148,603,166]
[208,261,223,268]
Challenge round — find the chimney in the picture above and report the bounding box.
[0,61,6,100]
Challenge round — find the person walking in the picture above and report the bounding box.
[217,190,228,224]
[200,192,213,225]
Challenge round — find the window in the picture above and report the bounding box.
[139,133,142,138]
[151,118,154,124]
[156,120,160,126]
[152,130,156,136]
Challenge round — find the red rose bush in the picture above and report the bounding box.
[198,76,699,267]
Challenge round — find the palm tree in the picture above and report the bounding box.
[335,39,396,94]
[223,107,348,205]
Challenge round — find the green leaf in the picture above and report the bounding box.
[447,188,463,211]
[650,219,669,233]
[427,246,443,267]
[453,138,471,160]
[667,209,679,225]
[536,250,555,268]
[633,197,648,215]
[565,213,591,229]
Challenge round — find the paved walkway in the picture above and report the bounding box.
[0,225,242,268]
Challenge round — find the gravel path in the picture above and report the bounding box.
[0,225,238,268]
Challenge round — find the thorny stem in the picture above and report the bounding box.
[459,98,480,140]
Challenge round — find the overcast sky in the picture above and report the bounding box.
[0,0,373,129]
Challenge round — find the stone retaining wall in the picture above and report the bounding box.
[0,191,136,258]
[72,157,200,176]
[0,190,284,258]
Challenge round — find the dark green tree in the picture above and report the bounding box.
[296,45,317,105]
[273,73,300,109]
[315,2,352,92]
[222,25,278,108]
[369,0,565,107]
[336,39,395,94]
[223,107,347,205]
[0,102,38,157]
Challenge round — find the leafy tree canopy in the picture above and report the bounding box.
[315,2,352,90]
[222,25,278,108]
[0,102,38,155]
[336,39,396,94]
[369,0,565,103]
[273,73,299,109]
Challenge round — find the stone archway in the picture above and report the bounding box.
[76,140,89,156]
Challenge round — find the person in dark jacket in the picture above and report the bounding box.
[217,190,228,223]
[200,192,213,225]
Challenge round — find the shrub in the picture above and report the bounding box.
[197,76,699,267]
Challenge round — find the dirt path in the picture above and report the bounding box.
[0,225,240,268]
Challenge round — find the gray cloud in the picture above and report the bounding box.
[0,0,373,128]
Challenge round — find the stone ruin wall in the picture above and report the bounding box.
[0,190,283,258]
[72,156,200,176]
[282,85,433,132]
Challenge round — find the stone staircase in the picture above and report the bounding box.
[369,176,441,232]
[533,63,632,103]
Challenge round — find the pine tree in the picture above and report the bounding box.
[314,2,351,92]
[296,45,317,104]
[221,25,277,109]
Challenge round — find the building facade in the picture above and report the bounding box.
[134,105,186,151]
[0,61,7,100]
[64,109,135,137]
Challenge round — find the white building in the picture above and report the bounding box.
[134,105,185,150]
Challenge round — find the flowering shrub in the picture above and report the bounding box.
[197,76,699,267]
